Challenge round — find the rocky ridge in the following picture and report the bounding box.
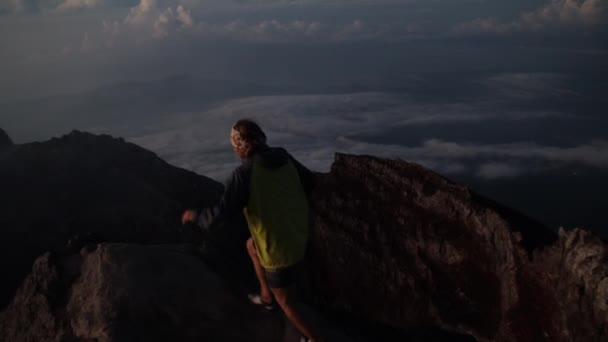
[0,131,606,341]
[0,244,301,342]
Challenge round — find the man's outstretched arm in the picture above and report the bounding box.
[183,162,251,231]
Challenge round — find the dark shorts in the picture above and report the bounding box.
[264,262,301,289]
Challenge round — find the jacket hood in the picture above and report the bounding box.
[253,146,289,169]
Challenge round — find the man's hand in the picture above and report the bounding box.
[181,210,197,225]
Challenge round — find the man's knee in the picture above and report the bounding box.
[271,287,292,306]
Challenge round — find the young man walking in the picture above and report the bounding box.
[182,119,323,342]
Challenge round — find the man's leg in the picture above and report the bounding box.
[245,238,273,304]
[271,286,323,342]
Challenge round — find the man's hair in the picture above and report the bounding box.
[231,119,267,158]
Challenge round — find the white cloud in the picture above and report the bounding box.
[522,0,607,27]
[117,0,198,39]
[153,5,194,38]
[251,19,323,40]
[453,0,608,34]
[124,0,156,26]
[57,0,103,11]
[92,0,414,45]
[176,5,193,27]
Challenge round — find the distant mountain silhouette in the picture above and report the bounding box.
[0,131,606,342]
[0,128,12,148]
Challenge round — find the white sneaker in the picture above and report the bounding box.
[247,293,275,311]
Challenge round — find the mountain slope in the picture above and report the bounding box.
[0,130,227,309]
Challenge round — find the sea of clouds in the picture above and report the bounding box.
[113,90,608,182]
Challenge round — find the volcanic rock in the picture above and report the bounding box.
[304,153,606,341]
[0,244,295,342]
[1,137,606,342]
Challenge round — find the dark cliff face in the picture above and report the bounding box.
[0,130,227,309]
[0,128,13,148]
[0,245,293,342]
[305,153,606,341]
[0,130,223,238]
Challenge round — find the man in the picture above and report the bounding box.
[182,119,322,342]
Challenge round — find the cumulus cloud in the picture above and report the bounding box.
[111,0,197,39]
[124,0,156,26]
[249,19,322,41]
[176,5,193,27]
[453,0,608,34]
[57,0,103,11]
[191,19,421,42]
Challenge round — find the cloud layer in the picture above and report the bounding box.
[119,91,607,181]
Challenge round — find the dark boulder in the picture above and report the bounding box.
[0,244,291,342]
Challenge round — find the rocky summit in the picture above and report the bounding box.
[0,132,606,342]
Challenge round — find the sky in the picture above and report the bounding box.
[1,0,607,98]
[1,0,607,234]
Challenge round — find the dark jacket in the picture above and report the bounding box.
[197,147,314,231]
